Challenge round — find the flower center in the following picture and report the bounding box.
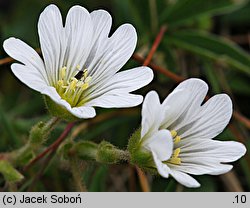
[165,130,181,165]
[55,66,92,107]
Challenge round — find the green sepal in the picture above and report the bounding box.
[0,160,24,182]
[128,128,156,173]
[44,96,79,122]
[127,128,141,155]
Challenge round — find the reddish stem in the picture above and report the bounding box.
[143,25,167,66]
[133,53,184,82]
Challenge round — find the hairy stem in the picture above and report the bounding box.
[70,158,87,192]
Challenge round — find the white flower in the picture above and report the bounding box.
[140,78,246,188]
[3,4,153,119]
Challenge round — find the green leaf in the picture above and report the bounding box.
[161,0,247,26]
[166,30,250,76]
[89,165,108,192]
[0,160,24,182]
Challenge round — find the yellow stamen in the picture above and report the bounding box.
[81,83,89,90]
[173,148,180,157]
[167,148,181,165]
[174,136,181,144]
[69,78,78,91]
[171,130,181,144]
[83,69,88,79]
[171,130,177,138]
[168,157,181,165]
[57,80,64,86]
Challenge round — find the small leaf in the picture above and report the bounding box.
[166,30,250,75]
[161,0,247,26]
[0,160,24,182]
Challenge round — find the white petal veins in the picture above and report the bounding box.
[64,6,94,79]
[11,64,47,92]
[3,38,48,85]
[84,66,153,103]
[179,94,232,139]
[89,24,137,86]
[85,10,112,69]
[162,78,208,130]
[38,4,64,85]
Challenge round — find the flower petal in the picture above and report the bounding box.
[42,86,96,119]
[171,160,233,176]
[141,91,163,139]
[85,93,143,108]
[169,169,200,188]
[70,106,96,119]
[151,151,170,178]
[179,139,246,163]
[89,24,137,85]
[84,66,153,101]
[161,78,208,130]
[3,38,48,86]
[10,64,47,92]
[85,10,112,68]
[179,94,232,139]
[38,4,64,85]
[171,138,246,175]
[84,67,153,108]
[145,129,173,161]
[64,5,93,78]
[160,89,191,129]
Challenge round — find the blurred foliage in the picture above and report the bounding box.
[0,0,250,191]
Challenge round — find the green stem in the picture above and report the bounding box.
[66,140,130,166]
[70,158,87,192]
